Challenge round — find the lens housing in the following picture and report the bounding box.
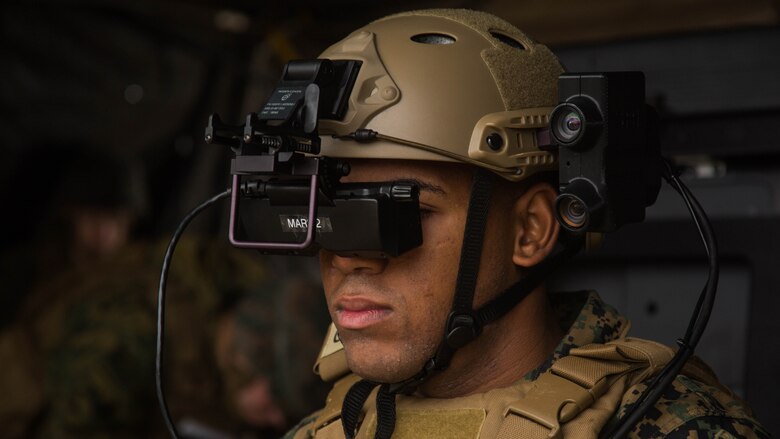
[554,178,605,233]
[557,195,588,229]
[549,97,603,150]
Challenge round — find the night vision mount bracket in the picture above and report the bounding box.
[205,58,423,257]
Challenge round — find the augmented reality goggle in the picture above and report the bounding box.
[206,58,660,257]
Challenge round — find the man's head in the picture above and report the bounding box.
[312,9,567,389]
[319,160,559,385]
[57,148,143,266]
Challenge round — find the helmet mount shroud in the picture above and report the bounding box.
[154,9,721,439]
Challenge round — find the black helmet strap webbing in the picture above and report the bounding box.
[474,235,583,326]
[342,380,396,439]
[341,168,495,439]
[426,167,496,373]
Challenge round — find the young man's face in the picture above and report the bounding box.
[319,159,522,383]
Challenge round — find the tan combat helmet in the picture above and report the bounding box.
[317,9,564,181]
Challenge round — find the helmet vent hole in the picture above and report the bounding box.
[411,33,456,45]
[490,31,526,50]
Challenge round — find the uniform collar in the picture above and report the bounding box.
[522,291,629,382]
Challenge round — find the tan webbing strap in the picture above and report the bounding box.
[563,338,676,387]
[552,356,635,388]
[498,338,675,439]
[498,368,609,439]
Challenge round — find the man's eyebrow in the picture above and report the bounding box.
[394,178,446,196]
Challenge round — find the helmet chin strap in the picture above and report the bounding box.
[386,167,496,395]
[342,169,583,439]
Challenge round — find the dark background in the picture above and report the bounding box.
[2,0,779,434]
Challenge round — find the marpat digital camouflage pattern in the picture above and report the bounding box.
[284,291,769,439]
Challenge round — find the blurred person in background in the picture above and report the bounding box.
[55,150,141,271]
[0,145,331,438]
[0,145,140,326]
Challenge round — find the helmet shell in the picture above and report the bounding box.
[318,9,564,180]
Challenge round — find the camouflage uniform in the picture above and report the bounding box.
[0,236,330,439]
[285,291,769,438]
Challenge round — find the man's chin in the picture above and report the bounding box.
[343,342,424,383]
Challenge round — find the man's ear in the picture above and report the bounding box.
[512,183,560,268]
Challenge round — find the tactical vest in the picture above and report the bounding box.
[298,324,719,439]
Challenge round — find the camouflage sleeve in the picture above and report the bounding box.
[5,236,328,438]
[619,374,770,439]
[38,278,158,439]
[665,416,771,439]
[0,327,45,439]
[22,237,276,438]
[281,412,319,439]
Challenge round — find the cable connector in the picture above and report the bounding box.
[239,180,263,196]
[661,159,681,185]
[341,129,378,143]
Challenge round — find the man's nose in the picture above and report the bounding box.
[329,253,388,275]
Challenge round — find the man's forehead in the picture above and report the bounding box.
[343,159,473,194]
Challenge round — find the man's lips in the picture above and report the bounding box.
[334,297,393,330]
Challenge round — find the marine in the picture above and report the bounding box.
[245,9,770,439]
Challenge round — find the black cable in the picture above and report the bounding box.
[679,181,718,343]
[661,165,713,342]
[604,160,719,439]
[156,189,231,439]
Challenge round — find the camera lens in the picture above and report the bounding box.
[557,195,588,229]
[566,114,582,132]
[556,179,604,233]
[550,104,588,146]
[555,110,582,143]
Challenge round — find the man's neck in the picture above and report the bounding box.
[417,287,562,398]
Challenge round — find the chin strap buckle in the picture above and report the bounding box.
[445,312,481,349]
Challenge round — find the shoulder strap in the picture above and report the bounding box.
[497,338,675,439]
